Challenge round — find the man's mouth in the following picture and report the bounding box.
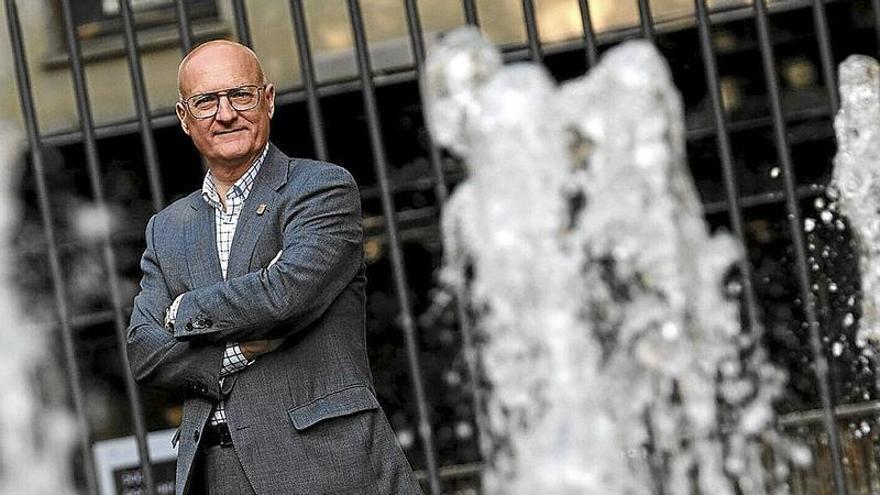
[214,128,245,136]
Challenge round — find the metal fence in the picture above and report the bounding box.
[2,0,875,494]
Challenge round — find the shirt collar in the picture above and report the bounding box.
[201,143,270,210]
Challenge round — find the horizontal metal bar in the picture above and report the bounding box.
[413,462,483,482]
[778,401,880,427]
[687,104,831,141]
[702,180,825,216]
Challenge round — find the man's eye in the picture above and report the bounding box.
[230,89,255,103]
[192,95,217,109]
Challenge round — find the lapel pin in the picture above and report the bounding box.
[256,203,267,215]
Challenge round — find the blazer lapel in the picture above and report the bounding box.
[225,144,289,279]
[185,194,224,288]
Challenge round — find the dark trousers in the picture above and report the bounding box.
[190,445,257,495]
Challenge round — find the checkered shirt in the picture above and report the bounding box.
[200,144,269,426]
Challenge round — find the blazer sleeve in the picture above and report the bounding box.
[171,165,363,343]
[126,215,225,401]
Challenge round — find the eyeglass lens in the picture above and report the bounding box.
[188,86,261,118]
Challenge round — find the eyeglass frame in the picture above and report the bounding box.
[178,83,270,120]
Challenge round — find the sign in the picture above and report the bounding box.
[93,429,178,495]
[101,0,173,15]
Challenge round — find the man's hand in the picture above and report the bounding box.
[238,251,286,360]
[240,338,285,360]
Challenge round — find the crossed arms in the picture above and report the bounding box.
[126,166,363,400]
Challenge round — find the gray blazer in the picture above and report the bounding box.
[126,144,422,494]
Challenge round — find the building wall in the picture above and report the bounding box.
[0,0,721,136]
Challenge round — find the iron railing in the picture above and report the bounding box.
[3,1,877,494]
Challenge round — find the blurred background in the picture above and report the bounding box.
[1,0,879,493]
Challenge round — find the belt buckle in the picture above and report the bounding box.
[218,424,233,448]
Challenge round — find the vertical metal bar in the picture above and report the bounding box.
[402,0,448,203]
[288,0,329,161]
[873,0,880,55]
[58,1,156,494]
[693,0,761,342]
[521,0,543,63]
[119,0,165,211]
[577,0,599,68]
[4,1,99,493]
[174,0,194,55]
[811,0,839,114]
[345,1,442,493]
[637,0,656,41]
[462,0,480,27]
[752,2,849,494]
[694,0,765,337]
[402,0,487,468]
[231,0,252,48]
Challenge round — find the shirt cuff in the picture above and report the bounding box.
[220,342,254,378]
[164,294,184,329]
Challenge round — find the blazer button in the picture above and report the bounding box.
[203,318,213,328]
[193,430,200,442]
[185,322,194,331]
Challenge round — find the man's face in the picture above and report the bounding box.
[176,43,275,169]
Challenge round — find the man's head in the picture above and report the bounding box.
[176,40,275,171]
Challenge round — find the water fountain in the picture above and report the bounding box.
[832,54,880,347]
[0,123,75,494]
[424,28,797,494]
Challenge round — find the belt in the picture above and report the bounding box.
[202,422,233,448]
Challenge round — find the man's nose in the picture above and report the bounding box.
[214,95,238,122]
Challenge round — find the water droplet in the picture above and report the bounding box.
[814,198,826,209]
[828,282,838,293]
[820,210,834,223]
[397,429,415,449]
[843,313,855,327]
[770,167,780,178]
[661,322,680,340]
[455,421,473,439]
[804,218,816,232]
[832,341,844,356]
[727,281,742,296]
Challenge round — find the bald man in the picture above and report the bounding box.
[126,40,422,495]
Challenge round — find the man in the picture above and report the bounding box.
[126,40,422,494]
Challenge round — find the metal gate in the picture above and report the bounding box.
[2,0,876,494]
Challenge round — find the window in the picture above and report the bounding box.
[68,0,218,40]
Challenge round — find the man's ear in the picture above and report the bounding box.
[175,102,191,135]
[265,83,276,119]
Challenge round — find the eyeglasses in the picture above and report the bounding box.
[180,84,267,119]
